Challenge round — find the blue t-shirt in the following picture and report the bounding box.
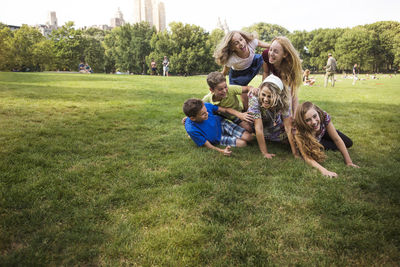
[185,103,223,147]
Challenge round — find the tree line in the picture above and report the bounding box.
[0,20,399,74]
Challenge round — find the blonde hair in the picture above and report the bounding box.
[271,36,303,98]
[294,102,326,162]
[213,31,256,66]
[258,81,290,113]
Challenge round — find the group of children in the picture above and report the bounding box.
[183,31,359,177]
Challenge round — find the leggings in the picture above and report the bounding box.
[320,130,353,151]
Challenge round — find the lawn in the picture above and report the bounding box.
[0,72,399,266]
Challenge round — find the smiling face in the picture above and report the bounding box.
[230,32,248,56]
[304,107,321,132]
[190,104,208,122]
[259,86,273,109]
[211,81,228,101]
[268,40,286,67]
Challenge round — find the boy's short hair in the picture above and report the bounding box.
[207,71,226,89]
[183,98,204,117]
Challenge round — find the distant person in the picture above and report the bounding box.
[150,58,157,75]
[214,30,270,110]
[293,101,359,177]
[79,61,86,73]
[85,64,93,73]
[352,63,358,85]
[202,71,254,133]
[162,56,169,76]
[303,69,315,86]
[261,36,303,115]
[182,98,253,156]
[324,53,337,87]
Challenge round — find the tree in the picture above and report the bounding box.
[32,39,56,71]
[0,26,14,71]
[103,22,155,74]
[288,30,314,70]
[242,22,290,43]
[307,28,345,70]
[148,22,215,75]
[50,22,86,71]
[11,25,45,71]
[335,26,376,72]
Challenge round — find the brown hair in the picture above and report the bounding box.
[258,81,289,113]
[271,36,303,98]
[294,102,326,162]
[206,71,226,89]
[213,30,256,66]
[183,98,204,118]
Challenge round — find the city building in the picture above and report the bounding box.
[133,0,166,31]
[110,8,125,28]
[36,11,58,37]
[217,17,230,34]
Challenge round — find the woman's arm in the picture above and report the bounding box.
[295,136,337,177]
[254,118,275,159]
[291,94,299,117]
[283,117,299,158]
[326,122,359,167]
[257,40,270,49]
[221,65,230,76]
[262,62,269,81]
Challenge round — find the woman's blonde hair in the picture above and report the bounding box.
[294,101,326,162]
[271,36,303,98]
[213,31,256,66]
[258,81,290,113]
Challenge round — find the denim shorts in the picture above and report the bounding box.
[219,119,245,147]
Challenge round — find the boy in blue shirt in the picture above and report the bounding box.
[183,98,253,156]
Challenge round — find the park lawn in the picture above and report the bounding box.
[0,72,399,266]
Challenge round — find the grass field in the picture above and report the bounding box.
[0,72,399,266]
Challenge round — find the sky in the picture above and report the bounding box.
[1,0,399,32]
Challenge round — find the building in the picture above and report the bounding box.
[110,8,125,28]
[133,0,166,31]
[47,11,58,30]
[36,11,58,37]
[217,17,229,34]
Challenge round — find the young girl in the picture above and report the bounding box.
[262,36,303,115]
[294,101,359,177]
[214,31,270,110]
[303,69,315,86]
[248,74,297,159]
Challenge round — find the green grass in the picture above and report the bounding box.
[0,72,399,266]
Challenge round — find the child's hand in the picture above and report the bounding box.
[263,152,276,159]
[223,146,232,156]
[248,86,259,96]
[181,117,187,125]
[346,162,360,168]
[238,112,254,123]
[321,169,338,178]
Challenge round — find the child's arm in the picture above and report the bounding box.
[217,106,254,123]
[295,136,338,177]
[254,118,275,159]
[262,62,269,81]
[282,117,299,158]
[257,40,270,49]
[203,141,232,156]
[291,95,299,116]
[221,66,230,76]
[326,122,359,168]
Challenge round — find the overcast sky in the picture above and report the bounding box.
[1,0,399,32]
